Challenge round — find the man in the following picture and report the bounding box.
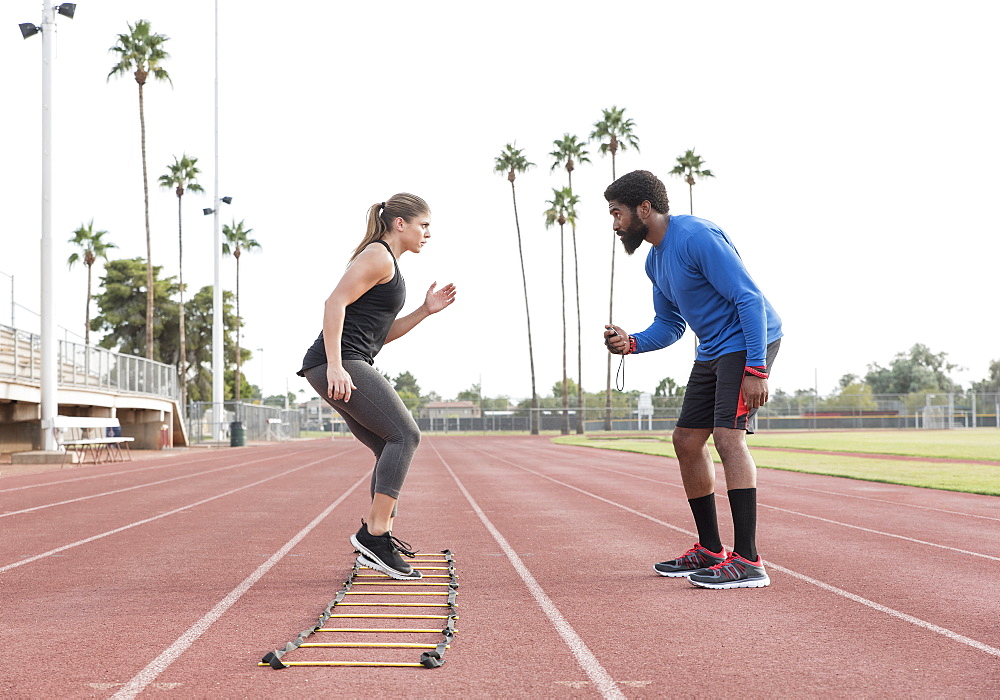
[603,170,782,589]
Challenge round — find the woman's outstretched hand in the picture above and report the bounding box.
[423,282,457,315]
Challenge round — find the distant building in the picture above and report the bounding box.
[420,401,481,420]
[301,396,346,432]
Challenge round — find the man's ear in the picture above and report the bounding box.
[638,200,651,220]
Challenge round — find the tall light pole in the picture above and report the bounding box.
[256,347,264,400]
[20,2,76,452]
[212,0,223,440]
[0,270,13,327]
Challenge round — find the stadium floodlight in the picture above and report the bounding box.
[55,3,76,19]
[203,196,230,216]
[19,23,41,39]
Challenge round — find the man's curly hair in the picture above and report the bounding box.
[603,170,670,214]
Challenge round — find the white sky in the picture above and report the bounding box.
[2,1,998,404]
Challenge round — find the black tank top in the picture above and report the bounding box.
[298,240,406,371]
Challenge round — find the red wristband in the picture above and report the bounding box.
[626,335,637,355]
[744,366,768,379]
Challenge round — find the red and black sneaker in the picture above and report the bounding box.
[653,542,727,578]
[688,552,770,589]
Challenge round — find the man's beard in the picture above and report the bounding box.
[619,217,648,255]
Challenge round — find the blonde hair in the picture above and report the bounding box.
[350,192,430,262]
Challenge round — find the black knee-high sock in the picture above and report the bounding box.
[688,494,722,553]
[728,488,758,561]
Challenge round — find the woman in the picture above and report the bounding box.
[298,193,456,580]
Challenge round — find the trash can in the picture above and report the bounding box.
[230,421,246,447]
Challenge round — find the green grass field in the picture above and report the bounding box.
[553,430,1000,496]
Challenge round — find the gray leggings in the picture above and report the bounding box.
[303,361,420,503]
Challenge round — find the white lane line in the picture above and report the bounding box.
[0,450,226,494]
[430,442,625,700]
[2,454,287,519]
[757,503,1000,562]
[0,444,343,520]
[557,443,1000,522]
[469,447,1000,660]
[0,450,354,574]
[560,461,999,561]
[756,480,1000,523]
[110,470,370,700]
[763,561,1000,657]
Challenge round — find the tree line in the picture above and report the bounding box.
[383,342,1000,421]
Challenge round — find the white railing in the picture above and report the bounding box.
[0,323,179,402]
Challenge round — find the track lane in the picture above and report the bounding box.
[135,439,613,698]
[2,436,996,698]
[0,442,372,696]
[472,439,1000,648]
[0,443,350,566]
[437,436,999,695]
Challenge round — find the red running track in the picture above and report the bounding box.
[1,436,997,698]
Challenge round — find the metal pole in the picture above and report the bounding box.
[211,0,224,440]
[39,0,57,451]
[0,271,12,327]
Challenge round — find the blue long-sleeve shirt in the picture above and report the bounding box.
[633,215,782,366]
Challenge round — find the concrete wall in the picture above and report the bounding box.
[0,383,183,453]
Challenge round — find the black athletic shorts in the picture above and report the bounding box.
[676,339,781,434]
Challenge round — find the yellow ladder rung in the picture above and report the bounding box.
[337,602,451,607]
[344,591,446,596]
[356,574,450,579]
[325,614,456,619]
[299,642,450,649]
[259,661,424,667]
[356,564,452,571]
[317,628,454,634]
[351,581,452,586]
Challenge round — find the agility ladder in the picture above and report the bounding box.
[261,550,458,669]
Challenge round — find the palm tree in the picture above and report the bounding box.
[67,221,117,346]
[549,133,591,193]
[108,19,172,361]
[544,187,578,436]
[550,135,589,433]
[591,106,640,430]
[670,148,714,215]
[158,154,203,409]
[493,143,540,435]
[222,220,261,402]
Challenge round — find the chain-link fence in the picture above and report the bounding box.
[186,401,301,443]
[410,392,1000,434]
[187,391,1000,441]
[757,392,1000,430]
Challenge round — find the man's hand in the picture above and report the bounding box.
[604,324,630,355]
[741,375,769,411]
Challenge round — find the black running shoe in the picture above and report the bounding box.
[350,521,423,580]
[688,552,770,589]
[653,542,727,577]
